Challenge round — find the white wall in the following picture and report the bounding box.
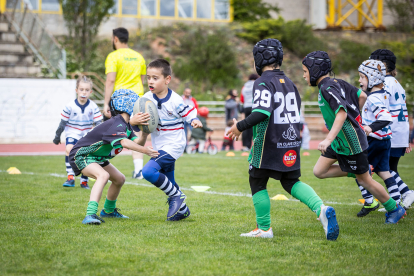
[0,79,76,144]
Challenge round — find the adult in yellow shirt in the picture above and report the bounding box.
[104,27,147,179]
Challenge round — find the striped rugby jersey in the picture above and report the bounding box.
[384,76,409,147]
[61,99,103,140]
[143,89,197,159]
[362,89,393,140]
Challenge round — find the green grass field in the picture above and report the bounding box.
[0,150,413,275]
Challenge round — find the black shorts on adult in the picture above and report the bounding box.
[249,165,301,180]
[69,157,110,176]
[321,145,369,174]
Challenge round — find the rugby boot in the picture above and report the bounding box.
[357,200,379,217]
[132,170,144,180]
[240,227,273,238]
[82,214,105,225]
[402,192,414,209]
[80,181,90,189]
[385,204,406,224]
[100,208,129,219]
[166,194,186,219]
[167,206,191,221]
[319,205,339,241]
[63,175,75,187]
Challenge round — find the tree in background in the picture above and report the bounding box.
[59,0,115,71]
[172,26,240,92]
[232,0,279,22]
[386,0,414,32]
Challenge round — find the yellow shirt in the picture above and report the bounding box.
[105,48,146,97]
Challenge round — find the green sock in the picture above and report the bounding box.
[104,198,117,214]
[291,181,324,217]
[252,190,271,231]
[382,198,397,212]
[86,201,99,216]
[347,173,356,178]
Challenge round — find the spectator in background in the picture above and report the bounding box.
[240,74,259,151]
[225,89,241,123]
[182,88,198,142]
[222,119,234,151]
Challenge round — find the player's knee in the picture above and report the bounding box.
[142,165,158,183]
[313,167,324,179]
[97,171,110,182]
[116,174,126,185]
[280,178,299,195]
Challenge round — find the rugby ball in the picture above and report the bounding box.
[133,97,159,133]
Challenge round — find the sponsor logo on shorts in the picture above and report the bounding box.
[249,164,253,170]
[350,166,357,170]
[68,138,74,142]
[283,150,297,167]
[346,160,356,164]
[277,141,301,148]
[109,147,123,157]
[117,132,127,136]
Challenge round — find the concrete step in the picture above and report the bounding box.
[0,41,25,53]
[0,52,33,64]
[0,31,17,42]
[0,22,8,32]
[0,64,41,75]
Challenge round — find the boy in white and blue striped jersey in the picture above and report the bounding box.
[53,75,103,189]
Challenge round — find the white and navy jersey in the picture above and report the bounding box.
[384,76,409,148]
[61,99,103,140]
[362,89,393,140]
[143,89,198,160]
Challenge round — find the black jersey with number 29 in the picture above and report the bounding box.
[248,70,302,172]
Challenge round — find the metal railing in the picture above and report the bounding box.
[198,101,322,117]
[3,0,66,78]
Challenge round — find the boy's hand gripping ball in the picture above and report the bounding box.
[133,97,159,133]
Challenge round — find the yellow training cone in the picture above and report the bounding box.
[226,152,235,157]
[271,194,289,201]
[241,152,249,156]
[191,186,211,192]
[7,167,21,174]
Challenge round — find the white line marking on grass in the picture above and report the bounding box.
[0,170,361,205]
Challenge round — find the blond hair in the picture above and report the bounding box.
[76,75,93,89]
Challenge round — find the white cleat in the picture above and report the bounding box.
[240,227,273,238]
[402,192,414,209]
[319,205,339,241]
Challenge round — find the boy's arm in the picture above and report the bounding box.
[53,119,67,145]
[134,132,149,146]
[363,94,393,135]
[176,98,201,128]
[319,109,347,154]
[227,80,272,140]
[120,139,159,158]
[358,90,367,111]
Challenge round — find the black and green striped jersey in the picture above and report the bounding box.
[248,70,301,172]
[333,78,363,111]
[70,115,137,171]
[318,77,368,155]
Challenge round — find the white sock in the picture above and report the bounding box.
[133,158,143,174]
[365,197,373,204]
